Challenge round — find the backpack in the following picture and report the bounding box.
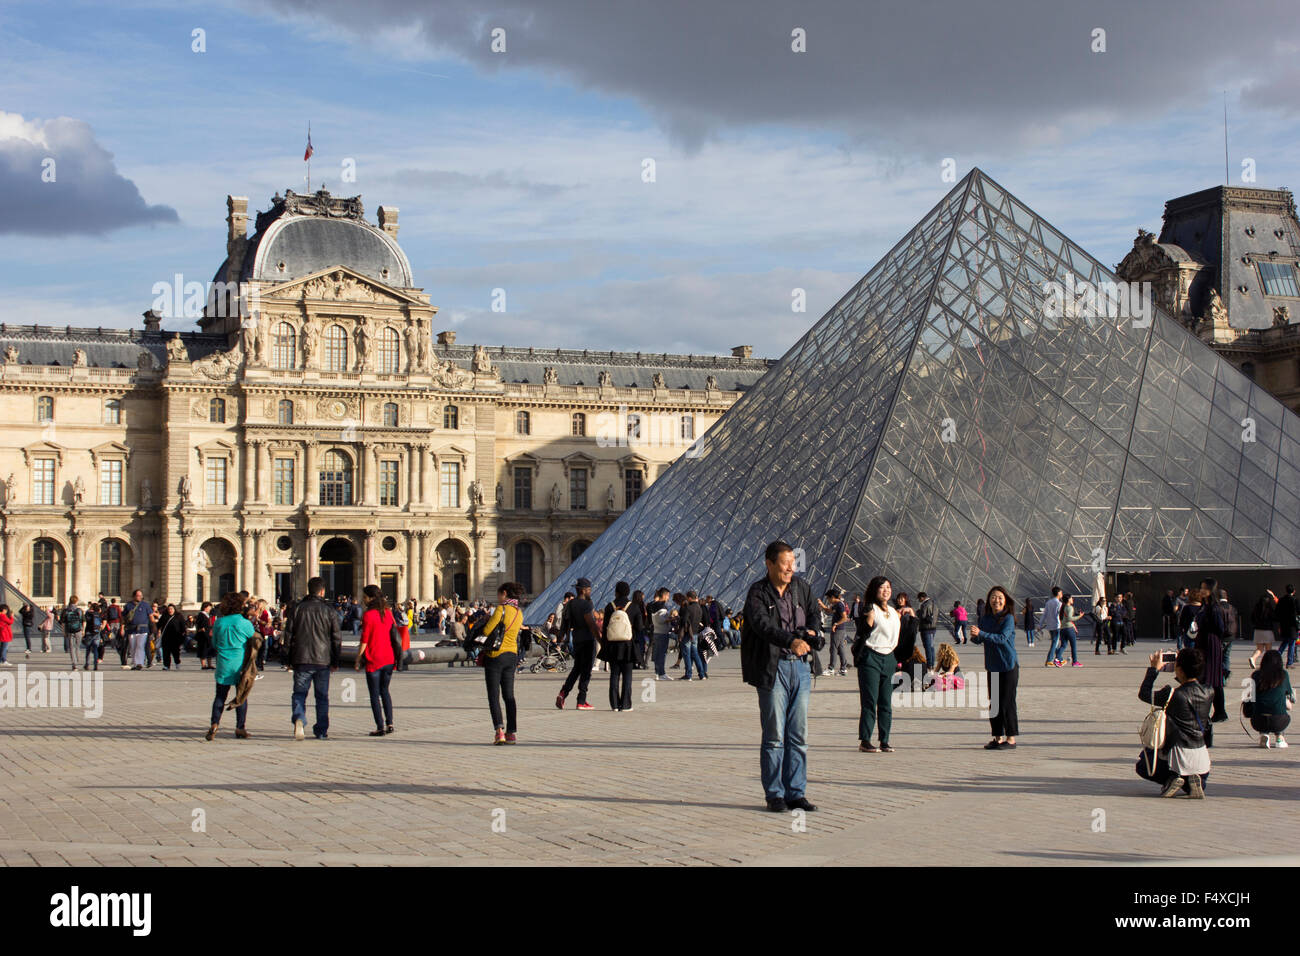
[606,603,633,642]
[63,605,83,633]
[1221,602,1240,643]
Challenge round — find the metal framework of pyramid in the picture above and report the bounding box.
[523,169,1300,624]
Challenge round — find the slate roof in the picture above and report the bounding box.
[0,325,226,369]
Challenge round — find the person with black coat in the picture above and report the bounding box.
[285,576,343,740]
[1137,647,1212,798]
[741,540,820,813]
[601,581,642,711]
[158,604,186,669]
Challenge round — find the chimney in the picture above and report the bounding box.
[225,195,250,281]
[142,309,162,333]
[378,205,399,238]
[437,330,457,347]
[731,345,752,360]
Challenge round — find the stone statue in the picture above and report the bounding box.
[469,480,484,506]
[495,482,503,506]
[137,351,153,371]
[3,345,17,365]
[302,323,318,364]
[1205,288,1228,328]
[72,349,87,368]
[598,370,612,387]
[706,374,718,390]
[543,366,558,385]
[605,484,615,510]
[166,334,188,363]
[416,318,430,370]
[72,475,85,505]
[404,321,418,370]
[140,477,153,508]
[1274,305,1291,328]
[3,472,15,505]
[652,372,666,388]
[241,319,258,359]
[549,483,561,510]
[178,474,192,505]
[354,321,371,369]
[472,345,493,374]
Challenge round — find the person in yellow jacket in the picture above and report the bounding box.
[482,582,525,745]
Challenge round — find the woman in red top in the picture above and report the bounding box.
[0,604,13,665]
[355,584,396,736]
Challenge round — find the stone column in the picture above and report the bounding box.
[407,447,418,511]
[363,530,375,588]
[355,442,367,506]
[406,533,418,602]
[240,530,253,591]
[1,528,13,582]
[243,439,258,507]
[252,530,264,597]
[69,530,85,601]
[305,530,319,579]
[132,522,146,593]
[258,442,272,502]
[419,531,435,601]
[302,440,317,508]
[180,528,195,606]
[471,530,485,603]
[372,445,383,507]
[419,444,429,505]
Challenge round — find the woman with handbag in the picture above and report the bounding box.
[158,603,186,670]
[1137,647,1212,797]
[601,581,643,711]
[481,582,525,744]
[355,584,397,736]
[206,592,254,740]
[854,576,900,753]
[970,586,1019,749]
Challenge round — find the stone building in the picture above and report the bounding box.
[0,188,772,606]
[1117,185,1300,412]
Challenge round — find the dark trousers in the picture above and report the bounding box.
[365,664,395,729]
[211,683,247,729]
[856,648,894,745]
[1250,713,1290,734]
[989,666,1019,738]
[1136,750,1208,792]
[609,659,634,710]
[162,637,182,667]
[484,652,517,732]
[652,633,670,676]
[560,641,594,704]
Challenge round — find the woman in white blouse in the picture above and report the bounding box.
[854,576,901,753]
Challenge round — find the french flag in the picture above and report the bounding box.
[303,129,313,162]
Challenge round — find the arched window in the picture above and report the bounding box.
[277,399,294,425]
[37,396,54,422]
[209,397,226,423]
[103,399,122,425]
[318,449,353,506]
[31,538,61,599]
[516,411,530,435]
[442,404,458,430]
[383,402,399,427]
[514,541,535,594]
[571,412,586,437]
[378,327,400,374]
[325,325,348,372]
[272,322,297,370]
[100,539,123,596]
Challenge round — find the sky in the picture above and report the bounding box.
[1,0,1298,356]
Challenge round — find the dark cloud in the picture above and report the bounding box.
[257,0,1300,151]
[0,113,178,236]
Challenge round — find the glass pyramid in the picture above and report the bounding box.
[523,169,1300,625]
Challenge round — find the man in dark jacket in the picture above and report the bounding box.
[741,540,820,813]
[916,591,938,670]
[286,577,342,740]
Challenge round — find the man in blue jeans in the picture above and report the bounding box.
[741,540,820,813]
[285,577,342,740]
[646,588,675,680]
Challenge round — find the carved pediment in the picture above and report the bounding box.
[90,441,131,467]
[266,266,422,306]
[195,439,237,465]
[22,441,64,466]
[432,358,475,389]
[191,349,239,381]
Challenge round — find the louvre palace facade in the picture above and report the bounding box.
[0,188,772,607]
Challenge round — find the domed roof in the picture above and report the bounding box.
[213,189,413,288]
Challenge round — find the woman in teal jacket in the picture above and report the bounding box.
[970,586,1020,750]
[206,592,254,740]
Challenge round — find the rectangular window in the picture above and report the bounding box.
[273,458,295,505]
[440,461,460,509]
[103,399,122,425]
[624,469,643,508]
[99,459,123,505]
[380,459,399,507]
[1259,261,1300,297]
[513,466,532,510]
[205,458,227,505]
[32,458,55,506]
[569,467,587,510]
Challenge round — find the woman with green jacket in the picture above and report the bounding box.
[205,593,255,740]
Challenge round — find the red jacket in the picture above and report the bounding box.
[0,611,11,642]
[361,608,395,672]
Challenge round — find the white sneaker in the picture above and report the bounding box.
[1276,735,1289,749]
[655,674,673,681]
[1260,734,1272,748]
[294,720,306,741]
[624,706,634,712]
[822,669,834,676]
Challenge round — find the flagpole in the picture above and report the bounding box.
[307,122,311,193]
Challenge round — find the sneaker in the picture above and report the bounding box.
[1054,660,1064,667]
[1276,735,1289,749]
[822,669,834,676]
[494,729,507,745]
[254,674,263,681]
[576,702,594,710]
[681,677,694,682]
[1187,775,1205,799]
[1159,775,1185,798]
[293,720,305,741]
[838,669,847,676]
[700,675,709,681]
[1259,734,1272,748]
[1071,662,1083,667]
[623,706,633,712]
[555,692,566,709]
[505,733,517,744]
[655,674,673,681]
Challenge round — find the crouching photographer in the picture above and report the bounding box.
[1245,650,1293,749]
[1137,647,1212,799]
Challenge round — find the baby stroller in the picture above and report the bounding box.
[529,629,570,673]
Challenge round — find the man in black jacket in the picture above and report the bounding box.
[741,540,820,813]
[286,577,342,740]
